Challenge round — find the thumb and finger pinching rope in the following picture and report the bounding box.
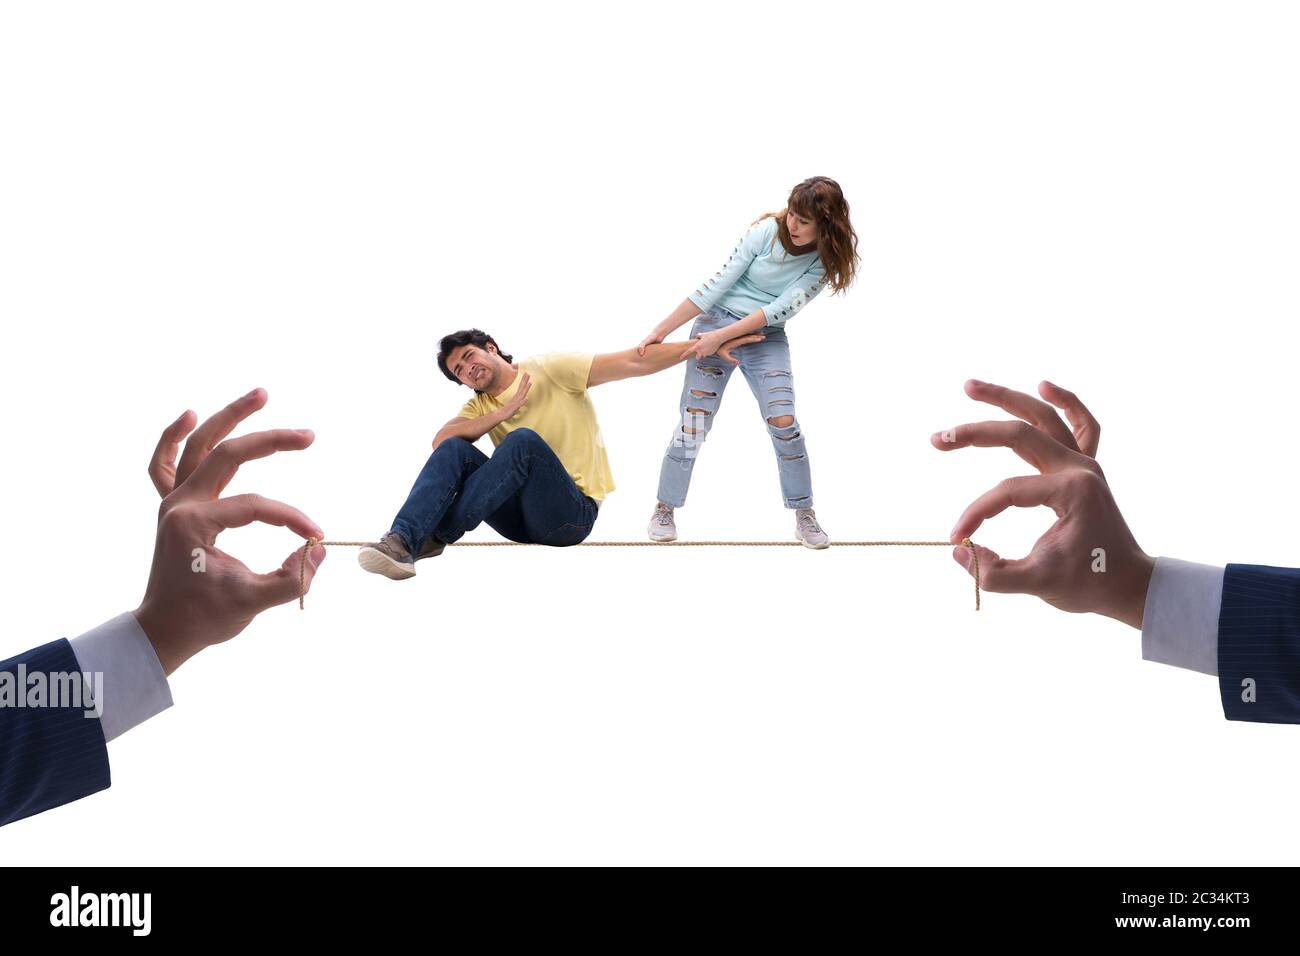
[297,537,982,611]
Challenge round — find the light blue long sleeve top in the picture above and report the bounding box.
[687,217,828,329]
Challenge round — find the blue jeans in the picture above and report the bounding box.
[657,307,813,509]
[390,428,599,551]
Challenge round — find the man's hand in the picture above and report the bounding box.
[502,371,531,419]
[147,409,199,497]
[136,387,327,675]
[932,379,1154,629]
[715,334,762,365]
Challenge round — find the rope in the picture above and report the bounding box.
[297,537,981,611]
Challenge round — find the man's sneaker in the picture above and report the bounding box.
[415,535,446,561]
[358,532,416,579]
[795,508,830,549]
[647,502,677,542]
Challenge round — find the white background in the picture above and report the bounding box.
[1,0,1298,865]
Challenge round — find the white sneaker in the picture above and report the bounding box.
[648,502,677,542]
[795,508,830,549]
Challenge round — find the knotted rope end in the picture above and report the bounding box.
[961,537,981,611]
[299,536,319,610]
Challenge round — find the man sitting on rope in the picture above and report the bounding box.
[358,327,761,579]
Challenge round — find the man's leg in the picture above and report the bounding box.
[435,428,595,545]
[515,439,599,546]
[389,438,488,554]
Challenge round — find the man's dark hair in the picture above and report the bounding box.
[436,329,513,386]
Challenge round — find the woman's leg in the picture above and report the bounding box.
[736,330,814,510]
[655,310,739,508]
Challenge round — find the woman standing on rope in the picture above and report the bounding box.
[637,176,860,547]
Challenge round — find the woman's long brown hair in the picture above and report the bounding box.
[755,176,859,294]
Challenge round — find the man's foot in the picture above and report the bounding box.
[795,508,830,549]
[647,502,677,542]
[415,535,446,561]
[358,532,416,579]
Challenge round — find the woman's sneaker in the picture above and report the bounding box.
[358,532,416,579]
[795,508,830,549]
[647,502,677,542]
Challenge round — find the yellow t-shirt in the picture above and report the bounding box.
[456,352,615,502]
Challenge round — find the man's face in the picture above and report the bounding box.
[447,342,505,392]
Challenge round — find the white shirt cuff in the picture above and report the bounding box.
[69,611,173,742]
[1140,557,1224,676]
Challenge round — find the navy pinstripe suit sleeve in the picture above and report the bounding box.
[1,639,111,827]
[1218,563,1300,724]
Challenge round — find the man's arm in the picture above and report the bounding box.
[589,337,763,388]
[588,342,693,387]
[1133,556,1300,724]
[431,373,531,447]
[1,611,176,828]
[1140,557,1223,676]
[432,413,506,448]
[1218,563,1300,724]
[70,612,173,743]
[1,639,112,828]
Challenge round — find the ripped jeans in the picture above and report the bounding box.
[656,306,813,510]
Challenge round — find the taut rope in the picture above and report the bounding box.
[297,537,982,611]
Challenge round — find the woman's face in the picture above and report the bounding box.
[787,209,818,246]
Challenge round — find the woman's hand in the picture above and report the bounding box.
[684,329,765,364]
[636,329,665,357]
[682,330,725,361]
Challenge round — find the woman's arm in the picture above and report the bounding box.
[637,298,702,355]
[684,261,829,360]
[682,309,767,360]
[638,221,772,355]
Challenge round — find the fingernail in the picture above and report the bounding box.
[968,379,985,387]
[297,428,315,439]
[244,387,261,399]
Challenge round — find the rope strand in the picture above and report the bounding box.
[297,538,982,611]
